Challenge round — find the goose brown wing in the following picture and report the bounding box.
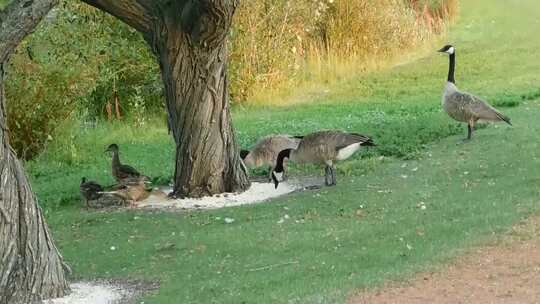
[448,91,476,108]
[449,91,504,121]
[250,135,302,166]
[294,131,372,162]
[293,131,334,162]
[467,94,512,124]
[334,132,374,150]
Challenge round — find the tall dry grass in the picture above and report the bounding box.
[228,0,458,104]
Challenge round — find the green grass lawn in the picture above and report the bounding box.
[27,0,540,303]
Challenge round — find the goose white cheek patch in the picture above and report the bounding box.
[447,47,455,54]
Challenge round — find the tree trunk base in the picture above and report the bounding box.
[1,65,69,304]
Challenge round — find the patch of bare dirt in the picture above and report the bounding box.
[350,216,540,304]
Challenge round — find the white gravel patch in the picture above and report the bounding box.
[137,181,299,210]
[45,282,128,304]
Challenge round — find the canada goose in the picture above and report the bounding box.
[271,130,375,188]
[105,144,145,184]
[438,45,511,141]
[99,179,151,206]
[80,177,103,208]
[240,134,302,180]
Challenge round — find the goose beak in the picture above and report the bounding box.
[437,47,446,53]
[271,171,280,189]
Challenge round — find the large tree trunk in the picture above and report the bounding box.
[157,5,249,198]
[0,1,70,303]
[82,0,250,198]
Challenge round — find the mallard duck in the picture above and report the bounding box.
[99,179,151,206]
[240,134,302,180]
[272,130,375,188]
[80,177,103,208]
[438,45,511,141]
[105,144,144,184]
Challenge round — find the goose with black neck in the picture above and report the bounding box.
[271,130,375,189]
[438,44,511,141]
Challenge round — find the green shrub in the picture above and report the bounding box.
[0,0,10,10]
[5,1,161,158]
[4,0,456,159]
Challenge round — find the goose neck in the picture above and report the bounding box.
[447,53,456,84]
[275,149,292,172]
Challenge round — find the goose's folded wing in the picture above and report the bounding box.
[448,91,476,108]
[334,133,373,150]
[467,94,511,123]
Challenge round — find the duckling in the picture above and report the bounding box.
[240,134,302,180]
[271,130,375,188]
[80,177,103,208]
[438,45,511,141]
[105,144,144,185]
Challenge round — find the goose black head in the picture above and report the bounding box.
[240,150,250,160]
[105,143,119,153]
[438,44,455,55]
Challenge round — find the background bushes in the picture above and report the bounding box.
[4,2,160,159]
[229,0,457,101]
[3,0,457,159]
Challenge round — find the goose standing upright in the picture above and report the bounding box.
[271,130,375,188]
[438,45,511,141]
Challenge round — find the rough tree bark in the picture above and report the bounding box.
[81,0,250,198]
[0,1,70,303]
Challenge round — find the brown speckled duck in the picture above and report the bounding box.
[105,144,143,185]
[99,179,151,206]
